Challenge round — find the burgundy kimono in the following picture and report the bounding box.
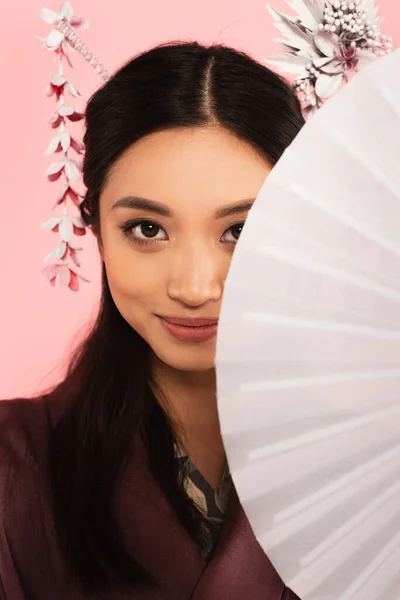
[0,388,300,600]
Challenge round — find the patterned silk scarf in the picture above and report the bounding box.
[174,444,233,559]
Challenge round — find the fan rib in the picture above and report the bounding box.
[249,404,400,460]
[275,443,400,523]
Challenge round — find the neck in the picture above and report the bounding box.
[150,354,226,491]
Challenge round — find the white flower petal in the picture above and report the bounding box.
[60,131,71,152]
[59,217,74,242]
[58,105,75,116]
[40,7,59,24]
[286,0,319,31]
[65,82,80,97]
[303,0,323,23]
[44,242,67,263]
[68,242,83,251]
[313,31,339,58]
[40,217,62,230]
[56,183,69,203]
[315,72,344,99]
[69,247,81,267]
[64,160,81,182]
[280,42,301,54]
[320,59,343,74]
[45,29,64,49]
[265,54,308,76]
[55,265,72,289]
[46,160,66,176]
[49,111,62,125]
[70,215,85,229]
[60,1,74,21]
[45,134,61,156]
[42,264,59,280]
[267,5,313,52]
[50,73,67,86]
[45,83,55,97]
[70,136,85,154]
[313,56,332,68]
[298,47,321,62]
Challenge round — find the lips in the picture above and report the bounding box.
[160,317,218,327]
[158,316,218,342]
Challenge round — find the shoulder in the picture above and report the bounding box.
[0,386,72,534]
[0,394,57,526]
[0,385,71,498]
[0,393,54,468]
[0,391,71,594]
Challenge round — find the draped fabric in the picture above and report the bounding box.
[0,388,299,600]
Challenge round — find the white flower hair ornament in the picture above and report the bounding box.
[266,0,393,117]
[36,1,393,291]
[37,2,110,291]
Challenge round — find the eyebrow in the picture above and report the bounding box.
[111,196,255,218]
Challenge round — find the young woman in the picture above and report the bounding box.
[0,42,304,599]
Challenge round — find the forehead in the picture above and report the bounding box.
[101,125,271,216]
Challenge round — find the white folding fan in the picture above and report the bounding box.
[216,49,400,600]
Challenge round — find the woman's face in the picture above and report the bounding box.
[99,125,271,372]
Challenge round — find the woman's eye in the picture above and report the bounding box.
[121,220,244,245]
[222,223,244,244]
[122,220,168,243]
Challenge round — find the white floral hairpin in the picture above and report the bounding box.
[266,0,393,117]
[37,2,110,291]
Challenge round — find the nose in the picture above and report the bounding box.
[167,241,224,307]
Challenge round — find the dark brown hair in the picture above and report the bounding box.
[46,41,304,596]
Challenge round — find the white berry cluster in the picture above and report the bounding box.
[319,0,393,56]
[267,0,394,119]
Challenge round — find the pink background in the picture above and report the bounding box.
[0,1,398,399]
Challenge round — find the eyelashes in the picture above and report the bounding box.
[120,219,244,247]
[121,219,167,245]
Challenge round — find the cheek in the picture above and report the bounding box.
[104,249,161,319]
[108,270,158,342]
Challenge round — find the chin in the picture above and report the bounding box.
[152,343,216,372]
